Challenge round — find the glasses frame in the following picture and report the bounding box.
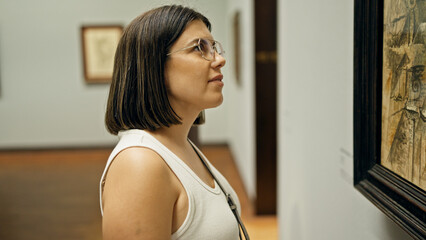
[167,38,224,61]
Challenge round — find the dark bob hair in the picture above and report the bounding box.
[105,5,211,135]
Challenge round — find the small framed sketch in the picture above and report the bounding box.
[81,25,123,83]
[233,11,241,86]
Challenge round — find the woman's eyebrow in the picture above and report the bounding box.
[185,37,214,45]
[185,38,199,46]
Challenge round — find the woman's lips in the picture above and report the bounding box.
[209,74,223,82]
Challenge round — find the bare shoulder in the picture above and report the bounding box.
[102,147,178,240]
[104,147,176,194]
[109,147,171,178]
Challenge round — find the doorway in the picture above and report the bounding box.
[255,0,277,214]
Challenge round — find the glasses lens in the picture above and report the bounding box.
[197,39,224,60]
[198,39,213,60]
[213,41,224,56]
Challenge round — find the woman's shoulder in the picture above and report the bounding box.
[103,147,180,207]
[102,147,181,239]
[109,147,175,186]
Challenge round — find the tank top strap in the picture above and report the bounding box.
[99,129,215,215]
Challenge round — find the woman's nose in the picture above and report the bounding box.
[211,52,226,69]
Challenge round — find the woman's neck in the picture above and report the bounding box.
[147,112,198,148]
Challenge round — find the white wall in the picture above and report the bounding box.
[0,0,228,149]
[224,0,256,199]
[278,0,412,239]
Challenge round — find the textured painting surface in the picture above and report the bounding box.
[381,0,426,190]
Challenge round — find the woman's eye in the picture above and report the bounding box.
[199,41,208,52]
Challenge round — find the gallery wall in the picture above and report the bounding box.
[277,0,412,239]
[225,0,256,199]
[0,0,229,148]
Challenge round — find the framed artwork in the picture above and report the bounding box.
[233,11,241,86]
[81,25,123,83]
[354,0,425,239]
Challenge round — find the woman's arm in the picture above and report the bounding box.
[102,147,178,240]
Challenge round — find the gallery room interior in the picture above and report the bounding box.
[0,0,423,239]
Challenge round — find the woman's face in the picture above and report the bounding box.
[164,20,226,117]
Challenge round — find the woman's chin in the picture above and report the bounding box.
[203,95,223,109]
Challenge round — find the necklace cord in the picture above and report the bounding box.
[190,143,250,240]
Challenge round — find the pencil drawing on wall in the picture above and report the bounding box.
[81,25,123,83]
[381,0,426,190]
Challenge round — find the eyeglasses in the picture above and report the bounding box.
[167,38,225,61]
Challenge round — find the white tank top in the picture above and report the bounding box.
[99,129,241,240]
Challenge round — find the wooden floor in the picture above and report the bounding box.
[0,146,277,240]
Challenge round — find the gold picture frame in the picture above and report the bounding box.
[81,25,123,83]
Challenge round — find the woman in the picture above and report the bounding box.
[100,5,248,240]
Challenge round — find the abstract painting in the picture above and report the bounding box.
[381,0,426,190]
